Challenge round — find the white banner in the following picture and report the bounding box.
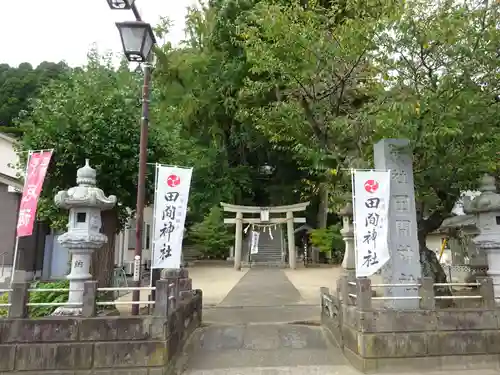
[152,166,193,269]
[250,231,260,254]
[353,170,391,277]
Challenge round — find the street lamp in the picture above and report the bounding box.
[116,21,156,63]
[107,0,155,316]
[106,0,135,9]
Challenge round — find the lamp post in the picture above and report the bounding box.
[107,0,156,316]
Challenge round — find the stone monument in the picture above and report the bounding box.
[52,159,117,315]
[373,139,421,308]
[340,200,355,280]
[463,174,500,300]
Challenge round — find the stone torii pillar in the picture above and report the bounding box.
[221,202,310,270]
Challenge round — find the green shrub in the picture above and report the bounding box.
[310,224,345,264]
[189,206,234,259]
[0,280,69,318]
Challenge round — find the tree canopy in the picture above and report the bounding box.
[2,0,499,283]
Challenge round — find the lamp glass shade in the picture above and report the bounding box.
[106,0,135,9]
[116,21,156,62]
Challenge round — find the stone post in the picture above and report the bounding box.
[374,139,422,309]
[287,211,296,269]
[168,277,180,312]
[477,276,495,309]
[356,278,372,310]
[339,275,351,305]
[8,282,29,318]
[82,281,98,317]
[154,279,169,316]
[227,246,235,262]
[339,201,355,280]
[418,277,435,310]
[463,175,500,302]
[52,159,117,316]
[234,212,243,270]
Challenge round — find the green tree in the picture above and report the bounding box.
[233,0,396,226]
[154,2,309,213]
[18,51,168,287]
[359,0,500,283]
[189,206,234,258]
[0,61,69,134]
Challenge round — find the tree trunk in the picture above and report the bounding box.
[317,183,329,228]
[91,209,119,288]
[417,217,452,305]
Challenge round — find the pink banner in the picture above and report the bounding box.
[16,151,53,237]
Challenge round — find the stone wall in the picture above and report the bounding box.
[0,290,202,375]
[321,280,500,373]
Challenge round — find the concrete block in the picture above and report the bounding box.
[82,281,98,317]
[90,370,149,375]
[427,331,489,355]
[93,341,167,368]
[358,310,436,333]
[341,325,358,353]
[79,317,151,341]
[440,354,500,370]
[0,344,15,371]
[154,280,169,317]
[485,330,500,354]
[15,343,93,371]
[436,310,498,331]
[178,278,192,291]
[342,305,358,329]
[375,356,442,372]
[4,318,79,343]
[358,332,427,358]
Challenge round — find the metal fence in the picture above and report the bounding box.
[0,276,193,318]
[340,276,497,309]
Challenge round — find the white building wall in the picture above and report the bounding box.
[0,133,20,180]
[114,206,154,274]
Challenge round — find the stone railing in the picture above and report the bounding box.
[0,270,202,374]
[321,276,500,373]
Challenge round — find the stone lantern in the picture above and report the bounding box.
[463,174,500,300]
[53,159,117,315]
[339,200,355,280]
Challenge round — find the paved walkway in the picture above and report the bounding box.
[183,269,351,374]
[203,268,319,324]
[183,323,356,375]
[181,268,497,375]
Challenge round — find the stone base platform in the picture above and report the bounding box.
[320,281,500,373]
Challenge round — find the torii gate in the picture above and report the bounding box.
[220,202,310,270]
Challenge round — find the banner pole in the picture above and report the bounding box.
[150,163,159,288]
[10,150,33,286]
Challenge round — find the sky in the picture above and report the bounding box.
[0,0,197,67]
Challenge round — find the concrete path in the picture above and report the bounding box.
[183,269,348,374]
[183,323,357,375]
[203,269,319,324]
[114,265,249,314]
[219,268,302,307]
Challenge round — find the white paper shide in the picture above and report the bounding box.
[152,166,193,269]
[353,170,391,277]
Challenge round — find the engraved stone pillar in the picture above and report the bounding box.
[52,160,117,315]
[374,139,421,309]
[463,174,500,301]
[340,201,355,280]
